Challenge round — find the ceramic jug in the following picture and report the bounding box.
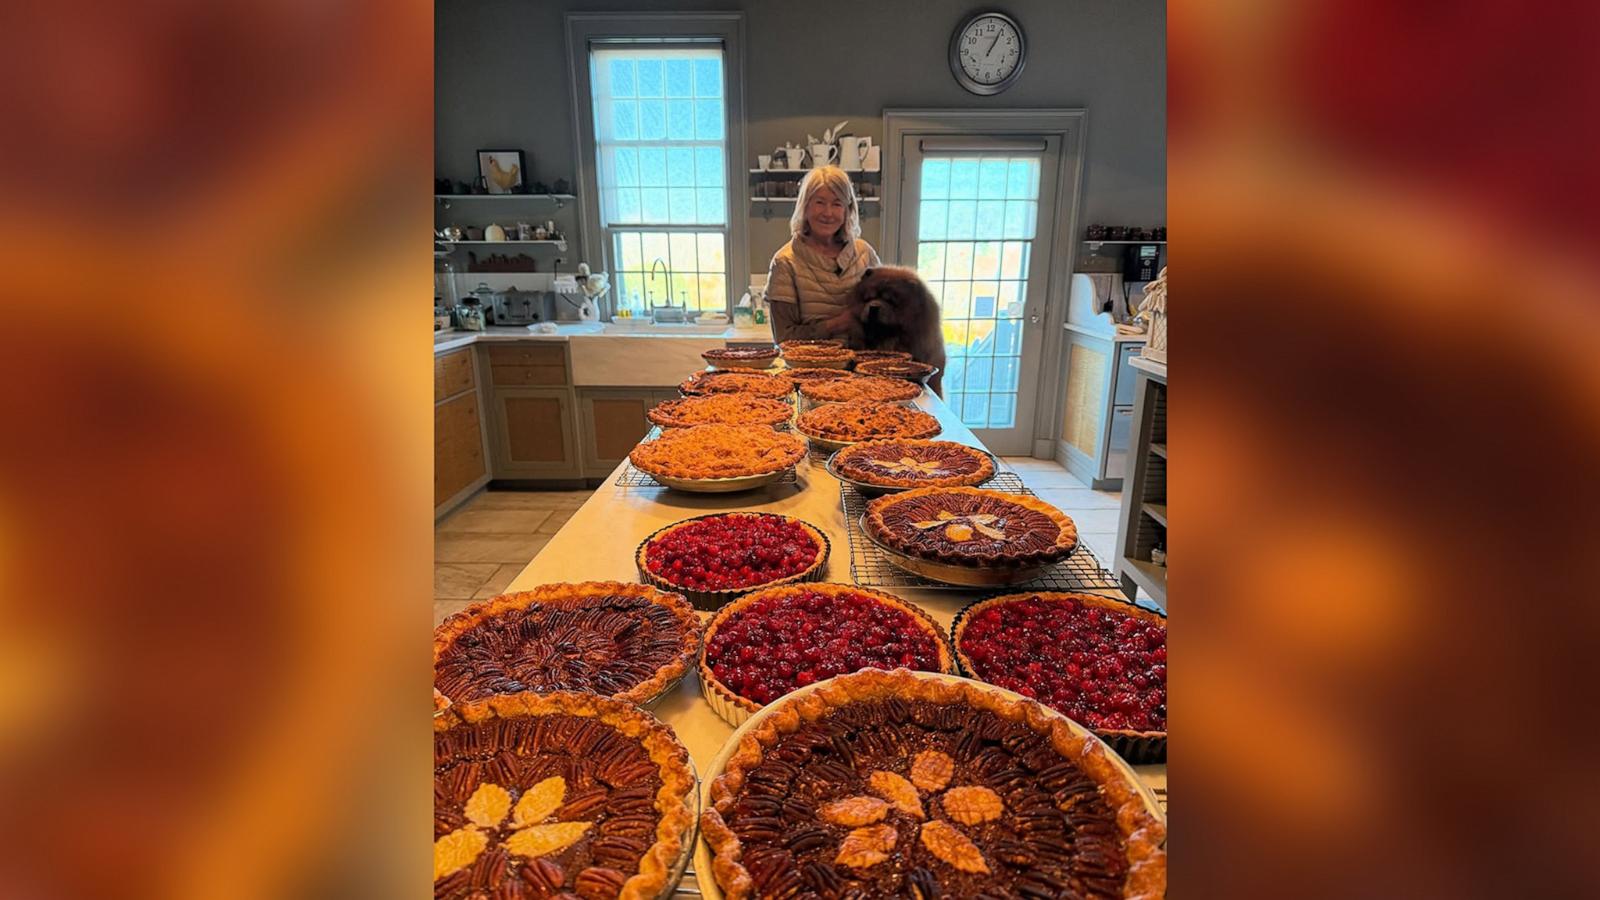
[839,137,871,171]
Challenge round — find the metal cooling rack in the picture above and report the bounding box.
[842,472,1122,592]
[672,862,702,897]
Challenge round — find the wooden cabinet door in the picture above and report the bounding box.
[490,387,580,477]
[435,348,476,401]
[434,391,486,507]
[577,389,657,477]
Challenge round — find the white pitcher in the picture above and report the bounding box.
[839,137,871,171]
[809,143,838,168]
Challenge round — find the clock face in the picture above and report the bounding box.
[954,13,1025,94]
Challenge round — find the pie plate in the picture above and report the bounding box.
[705,356,779,370]
[692,670,1164,900]
[824,446,998,496]
[859,513,1064,586]
[795,426,857,454]
[657,761,700,900]
[649,469,789,493]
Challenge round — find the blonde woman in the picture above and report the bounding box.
[764,166,881,344]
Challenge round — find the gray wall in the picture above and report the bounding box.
[437,0,1165,278]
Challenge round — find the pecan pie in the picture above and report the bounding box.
[865,487,1079,568]
[797,402,942,444]
[784,367,857,384]
[629,424,806,480]
[954,592,1167,762]
[782,345,856,369]
[855,359,939,384]
[699,583,954,724]
[701,668,1167,899]
[637,513,829,608]
[801,375,923,404]
[780,339,844,351]
[434,690,696,899]
[679,370,795,399]
[433,582,700,706]
[703,346,780,369]
[832,440,996,489]
[647,394,792,430]
[851,350,913,365]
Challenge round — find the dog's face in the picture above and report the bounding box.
[853,266,934,329]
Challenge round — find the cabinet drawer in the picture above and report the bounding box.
[1113,343,1141,407]
[434,349,475,401]
[435,392,482,449]
[485,343,566,367]
[489,363,568,386]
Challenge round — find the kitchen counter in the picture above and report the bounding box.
[433,321,775,355]
[500,389,1166,801]
[1063,322,1150,343]
[1130,354,1167,380]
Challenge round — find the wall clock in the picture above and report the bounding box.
[950,11,1026,96]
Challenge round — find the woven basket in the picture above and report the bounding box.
[1144,306,1167,363]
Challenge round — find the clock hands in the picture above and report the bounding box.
[987,31,1001,57]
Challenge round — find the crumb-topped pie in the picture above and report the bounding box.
[433,581,701,706]
[636,513,829,609]
[954,592,1167,762]
[703,346,780,369]
[865,487,1079,569]
[679,370,795,399]
[855,359,939,384]
[782,345,856,369]
[784,367,857,384]
[831,439,996,489]
[801,375,923,404]
[797,402,942,445]
[434,690,697,899]
[699,583,953,725]
[647,395,792,430]
[629,424,806,480]
[701,668,1167,900]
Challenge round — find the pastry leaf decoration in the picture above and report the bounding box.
[909,512,1008,542]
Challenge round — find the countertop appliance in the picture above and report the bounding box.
[491,287,554,325]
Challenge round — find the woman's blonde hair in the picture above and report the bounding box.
[790,165,861,246]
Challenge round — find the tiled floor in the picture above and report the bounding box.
[432,459,1140,625]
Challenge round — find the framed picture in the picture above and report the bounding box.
[478,149,526,194]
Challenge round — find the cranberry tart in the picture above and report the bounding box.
[830,439,996,492]
[434,690,696,899]
[703,346,780,369]
[699,583,954,725]
[865,487,1079,572]
[646,394,792,430]
[797,402,942,450]
[636,513,829,610]
[701,668,1167,900]
[953,592,1167,762]
[678,370,795,399]
[801,375,922,405]
[433,582,701,706]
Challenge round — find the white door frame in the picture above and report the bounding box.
[882,109,1087,458]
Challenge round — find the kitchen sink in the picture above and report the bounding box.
[601,320,729,335]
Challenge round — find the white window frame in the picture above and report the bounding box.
[566,12,748,316]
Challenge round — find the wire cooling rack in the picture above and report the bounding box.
[842,472,1122,591]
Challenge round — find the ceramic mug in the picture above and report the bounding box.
[758,154,771,170]
[810,143,838,168]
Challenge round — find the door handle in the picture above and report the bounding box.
[1028,314,1040,324]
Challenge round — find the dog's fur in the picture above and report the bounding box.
[838,266,947,394]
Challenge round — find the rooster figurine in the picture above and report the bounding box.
[576,262,608,323]
[487,157,521,193]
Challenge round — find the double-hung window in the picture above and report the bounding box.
[590,45,728,315]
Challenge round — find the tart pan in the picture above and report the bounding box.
[634,513,831,611]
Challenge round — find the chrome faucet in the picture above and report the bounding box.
[647,258,687,323]
[647,259,671,307]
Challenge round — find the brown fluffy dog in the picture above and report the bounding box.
[838,266,947,394]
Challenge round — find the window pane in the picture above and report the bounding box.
[639,148,666,185]
[669,232,699,270]
[946,201,976,240]
[998,281,1024,318]
[943,318,970,351]
[993,356,1019,392]
[641,232,670,270]
[1002,201,1036,239]
[988,393,1016,428]
[975,200,1005,240]
[617,232,643,270]
[615,189,641,224]
[994,318,1022,355]
[697,233,726,271]
[667,147,694,186]
[961,394,986,427]
[696,187,726,225]
[636,59,663,97]
[949,159,979,198]
[1000,241,1027,279]
[978,158,1009,197]
[614,147,639,187]
[921,159,950,199]
[944,357,965,393]
[667,99,694,140]
[971,282,999,318]
[641,188,668,222]
[1007,158,1039,199]
[668,188,697,223]
[665,59,693,97]
[944,242,974,280]
[918,201,947,241]
[693,58,722,97]
[669,273,698,308]
[695,99,723,139]
[609,59,636,97]
[968,320,996,357]
[916,242,946,280]
[612,100,638,141]
[973,241,1001,279]
[697,273,727,311]
[942,281,972,320]
[695,146,724,187]
[639,99,666,140]
[964,355,993,392]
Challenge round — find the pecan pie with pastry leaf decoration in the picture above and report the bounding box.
[647,394,792,430]
[629,424,806,480]
[702,346,780,369]
[865,487,1079,568]
[433,581,700,706]
[679,370,795,399]
[434,690,696,899]
[801,375,922,404]
[700,667,1167,900]
[832,439,996,489]
[797,402,941,443]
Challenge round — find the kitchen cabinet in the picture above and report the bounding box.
[576,388,679,478]
[488,386,582,478]
[1115,358,1167,608]
[1057,332,1144,490]
[434,348,489,516]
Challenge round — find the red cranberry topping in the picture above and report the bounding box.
[706,589,943,705]
[958,595,1166,732]
[645,514,821,592]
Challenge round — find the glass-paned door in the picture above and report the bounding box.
[898,136,1062,454]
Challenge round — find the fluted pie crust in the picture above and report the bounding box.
[700,668,1167,900]
[832,439,996,488]
[702,346,779,361]
[783,346,856,368]
[433,581,701,706]
[780,339,844,351]
[679,370,795,399]
[865,487,1079,568]
[784,367,857,384]
[646,394,793,429]
[851,350,913,364]
[801,375,922,404]
[698,583,955,718]
[628,424,806,480]
[434,690,696,900]
[798,402,942,443]
[635,513,830,601]
[855,359,938,382]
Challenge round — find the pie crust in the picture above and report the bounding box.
[635,513,830,609]
[783,367,857,384]
[702,346,780,369]
[801,375,922,404]
[434,689,696,900]
[433,581,701,706]
[679,370,795,399]
[628,424,806,480]
[851,350,913,364]
[952,592,1167,761]
[797,402,942,443]
[698,583,955,724]
[832,439,997,489]
[782,345,856,369]
[701,667,1167,900]
[855,359,938,383]
[779,339,844,351]
[646,394,793,430]
[865,487,1079,568]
